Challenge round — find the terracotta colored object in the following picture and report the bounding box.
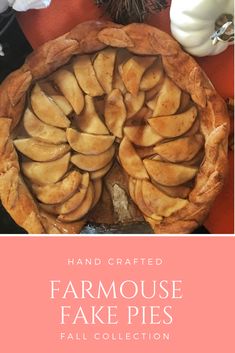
[16,0,234,233]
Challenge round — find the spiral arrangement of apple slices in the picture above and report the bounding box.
[13,48,204,226]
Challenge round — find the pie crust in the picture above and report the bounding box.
[0,21,229,234]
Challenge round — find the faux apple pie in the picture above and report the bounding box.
[0,21,229,234]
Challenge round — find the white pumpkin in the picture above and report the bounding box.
[170,0,234,56]
[12,0,51,11]
[0,1,51,13]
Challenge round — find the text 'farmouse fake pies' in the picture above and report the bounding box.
[0,21,229,234]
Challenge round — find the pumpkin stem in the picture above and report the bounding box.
[94,0,168,24]
[211,14,234,45]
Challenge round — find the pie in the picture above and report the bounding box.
[0,21,229,234]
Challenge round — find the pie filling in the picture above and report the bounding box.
[13,48,205,225]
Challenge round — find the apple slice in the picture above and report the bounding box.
[50,95,73,115]
[140,57,164,91]
[23,109,67,145]
[32,170,82,204]
[182,149,205,167]
[147,77,181,116]
[134,180,162,221]
[147,95,159,111]
[119,56,156,95]
[58,183,94,222]
[71,145,115,172]
[184,118,200,137]
[134,179,153,217]
[93,48,117,94]
[39,172,90,215]
[113,51,131,94]
[76,95,109,135]
[148,106,198,138]
[73,55,104,96]
[22,152,70,185]
[104,88,126,138]
[125,91,145,119]
[142,180,188,217]
[152,182,191,199]
[66,128,115,155]
[136,146,156,159]
[14,138,70,162]
[113,70,126,94]
[153,134,204,163]
[124,124,163,147]
[145,78,164,101]
[92,179,103,208]
[31,84,70,128]
[90,160,113,180]
[143,159,198,186]
[119,136,149,179]
[52,69,84,115]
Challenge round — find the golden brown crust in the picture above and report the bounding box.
[24,35,78,80]
[0,20,229,234]
[67,20,122,53]
[98,28,134,48]
[0,68,32,130]
[0,119,45,233]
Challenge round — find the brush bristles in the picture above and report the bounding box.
[95,0,168,24]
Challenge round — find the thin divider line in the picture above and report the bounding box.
[0,234,234,237]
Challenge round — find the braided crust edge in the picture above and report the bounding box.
[0,21,229,234]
